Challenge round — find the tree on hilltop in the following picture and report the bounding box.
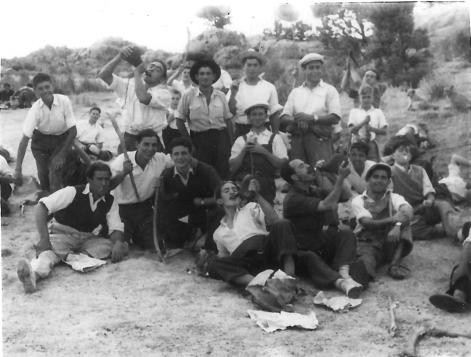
[197,5,231,29]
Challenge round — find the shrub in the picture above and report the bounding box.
[419,73,452,100]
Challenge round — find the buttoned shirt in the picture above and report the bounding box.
[39,184,124,233]
[173,166,194,186]
[281,80,342,134]
[348,107,388,142]
[393,163,435,197]
[110,151,173,204]
[230,129,288,160]
[108,74,171,135]
[176,87,232,132]
[351,190,411,234]
[214,202,268,257]
[77,121,104,145]
[346,160,376,195]
[232,78,283,125]
[22,94,76,138]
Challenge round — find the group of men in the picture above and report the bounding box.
[9,46,471,314]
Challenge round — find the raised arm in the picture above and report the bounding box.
[317,165,350,211]
[97,54,122,86]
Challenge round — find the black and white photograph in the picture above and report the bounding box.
[1,0,470,355]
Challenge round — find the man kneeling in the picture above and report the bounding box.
[17,162,128,293]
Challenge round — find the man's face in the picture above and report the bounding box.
[290,159,316,182]
[144,62,165,84]
[219,182,240,207]
[182,68,191,81]
[34,80,54,104]
[244,58,262,79]
[304,61,323,84]
[360,93,373,107]
[88,170,111,197]
[137,136,159,160]
[247,108,267,128]
[196,67,215,87]
[349,148,367,168]
[171,145,192,170]
[364,71,377,85]
[393,145,412,166]
[367,169,390,194]
[89,109,100,124]
[170,94,181,109]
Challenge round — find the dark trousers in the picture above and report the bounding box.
[162,127,182,153]
[1,182,12,216]
[119,199,154,250]
[161,210,208,249]
[121,132,164,154]
[290,132,334,167]
[31,130,68,192]
[295,228,358,288]
[208,219,297,283]
[191,129,230,179]
[448,242,471,302]
[412,203,445,240]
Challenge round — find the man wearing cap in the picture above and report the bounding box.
[352,162,414,280]
[98,46,171,152]
[228,50,282,137]
[176,59,234,179]
[280,53,342,166]
[229,103,288,204]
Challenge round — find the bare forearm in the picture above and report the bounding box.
[269,111,280,133]
[134,67,151,104]
[315,114,340,126]
[229,150,246,175]
[56,126,77,157]
[35,203,51,244]
[110,172,128,190]
[228,93,237,115]
[256,193,279,225]
[15,136,29,173]
[97,54,122,85]
[360,216,396,228]
[318,177,345,210]
[176,119,190,137]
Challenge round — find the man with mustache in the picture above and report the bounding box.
[15,73,77,194]
[98,46,171,152]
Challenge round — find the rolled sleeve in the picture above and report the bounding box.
[377,110,388,128]
[248,202,265,227]
[22,105,39,138]
[268,87,283,115]
[351,195,373,220]
[176,91,190,121]
[281,91,295,117]
[109,74,130,99]
[110,154,125,175]
[272,135,288,159]
[230,137,245,160]
[107,196,124,233]
[39,186,77,214]
[390,193,412,212]
[148,87,171,110]
[221,96,232,120]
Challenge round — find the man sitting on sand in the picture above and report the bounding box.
[76,106,112,161]
[430,222,471,313]
[438,154,471,205]
[352,163,414,280]
[389,138,461,240]
[110,129,173,250]
[0,154,14,216]
[16,162,128,293]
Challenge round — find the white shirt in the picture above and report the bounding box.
[348,107,388,142]
[214,202,268,257]
[172,80,195,95]
[346,160,376,195]
[77,120,104,145]
[110,151,173,204]
[230,129,288,160]
[39,184,124,233]
[173,166,194,186]
[281,81,342,134]
[108,74,171,135]
[232,78,283,125]
[22,94,76,137]
[439,162,467,200]
[213,69,232,91]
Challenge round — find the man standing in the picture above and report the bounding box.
[110,129,173,250]
[352,163,414,280]
[15,73,77,193]
[98,46,171,152]
[158,137,221,249]
[228,50,282,137]
[76,106,112,161]
[176,59,234,179]
[229,103,288,204]
[16,162,128,293]
[281,53,342,166]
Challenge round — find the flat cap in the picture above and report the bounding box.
[365,163,392,181]
[244,103,269,115]
[299,53,324,66]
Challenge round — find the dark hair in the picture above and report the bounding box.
[90,106,101,114]
[214,180,238,200]
[280,162,295,185]
[170,88,182,97]
[136,129,159,143]
[150,60,168,80]
[169,136,193,154]
[3,83,11,88]
[390,136,414,153]
[32,73,52,88]
[364,69,379,80]
[350,141,370,155]
[86,162,111,180]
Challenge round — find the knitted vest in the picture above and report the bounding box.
[391,165,424,207]
[54,185,113,236]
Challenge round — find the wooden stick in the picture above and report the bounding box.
[388,297,398,337]
[152,178,166,263]
[108,116,140,202]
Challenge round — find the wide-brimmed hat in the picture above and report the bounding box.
[299,53,324,67]
[240,49,266,65]
[244,103,269,115]
[365,163,392,181]
[190,59,221,84]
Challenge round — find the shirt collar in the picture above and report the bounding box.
[39,94,58,108]
[361,189,392,201]
[82,183,107,203]
[196,87,218,98]
[302,80,324,89]
[393,163,409,172]
[173,166,194,178]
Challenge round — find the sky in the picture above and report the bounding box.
[0,0,317,59]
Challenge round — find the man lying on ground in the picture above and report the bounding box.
[158,137,221,249]
[76,106,112,161]
[15,73,77,194]
[281,159,367,296]
[16,162,128,293]
[430,222,471,313]
[352,163,414,280]
[110,129,173,250]
[438,153,471,205]
[229,103,288,204]
[0,154,14,216]
[390,138,461,240]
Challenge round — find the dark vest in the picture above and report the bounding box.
[54,185,114,236]
[391,165,424,207]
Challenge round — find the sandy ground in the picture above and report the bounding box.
[1,92,471,356]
